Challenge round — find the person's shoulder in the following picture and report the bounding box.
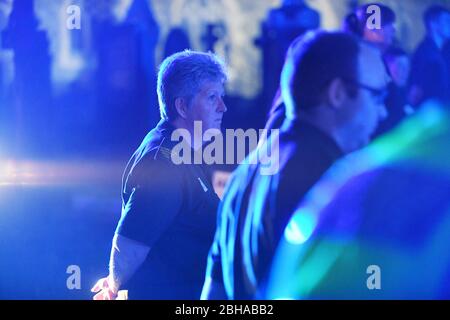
[413,37,440,59]
[124,126,184,184]
[135,120,183,161]
[134,141,180,175]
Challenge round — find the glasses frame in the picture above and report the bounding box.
[342,78,389,103]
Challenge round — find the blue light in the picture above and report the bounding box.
[284,208,317,245]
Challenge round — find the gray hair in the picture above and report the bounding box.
[157,50,227,121]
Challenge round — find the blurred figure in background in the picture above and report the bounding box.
[258,0,320,115]
[344,3,409,138]
[163,27,191,60]
[1,0,52,157]
[91,0,160,154]
[344,3,397,53]
[409,5,450,108]
[374,47,412,137]
[202,31,388,300]
[267,99,450,299]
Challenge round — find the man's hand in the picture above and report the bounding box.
[91,276,119,300]
[91,233,150,300]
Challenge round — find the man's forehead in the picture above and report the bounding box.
[199,79,225,91]
[358,44,390,86]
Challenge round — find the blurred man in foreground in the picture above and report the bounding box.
[202,30,389,299]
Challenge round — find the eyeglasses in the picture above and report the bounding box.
[342,78,389,104]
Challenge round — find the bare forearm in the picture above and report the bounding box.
[109,233,150,289]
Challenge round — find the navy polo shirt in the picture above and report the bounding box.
[116,119,219,299]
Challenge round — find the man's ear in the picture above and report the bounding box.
[175,97,189,119]
[326,78,347,109]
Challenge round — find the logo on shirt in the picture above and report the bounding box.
[197,177,208,192]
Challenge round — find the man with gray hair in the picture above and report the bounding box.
[92,50,228,299]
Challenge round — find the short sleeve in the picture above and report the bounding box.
[115,158,183,247]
